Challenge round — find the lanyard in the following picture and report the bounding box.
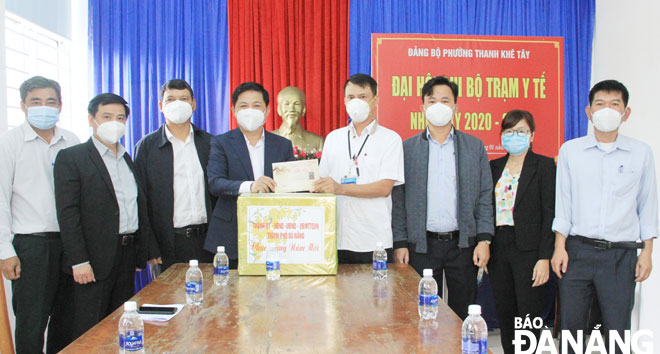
[347,130,369,176]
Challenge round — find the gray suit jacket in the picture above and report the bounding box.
[392,128,494,251]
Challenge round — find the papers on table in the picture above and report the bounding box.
[272,159,320,193]
[138,303,185,322]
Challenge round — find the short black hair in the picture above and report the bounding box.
[231,82,269,106]
[501,109,536,133]
[87,93,130,117]
[421,76,459,103]
[344,74,378,96]
[20,76,62,104]
[589,79,629,106]
[160,79,194,100]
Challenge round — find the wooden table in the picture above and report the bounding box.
[62,264,466,353]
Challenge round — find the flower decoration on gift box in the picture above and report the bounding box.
[293,145,322,161]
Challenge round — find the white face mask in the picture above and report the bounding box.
[591,107,623,132]
[95,120,126,145]
[163,100,193,124]
[236,108,265,132]
[425,103,454,127]
[345,99,371,123]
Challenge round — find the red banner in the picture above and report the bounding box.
[371,34,564,159]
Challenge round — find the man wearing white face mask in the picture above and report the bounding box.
[312,74,405,264]
[134,79,215,271]
[0,76,79,352]
[204,82,294,267]
[391,76,493,321]
[551,80,657,348]
[53,93,156,342]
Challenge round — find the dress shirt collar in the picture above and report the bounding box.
[92,135,126,158]
[21,121,67,144]
[164,123,194,144]
[582,133,631,152]
[349,118,378,137]
[242,127,265,148]
[426,126,454,145]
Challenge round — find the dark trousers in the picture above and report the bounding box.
[64,239,138,341]
[489,226,544,354]
[408,238,477,320]
[162,224,214,271]
[11,234,69,354]
[559,237,637,354]
[338,248,394,264]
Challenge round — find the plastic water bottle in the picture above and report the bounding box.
[462,304,488,354]
[266,248,280,280]
[418,268,438,319]
[372,242,387,279]
[118,301,144,353]
[213,246,229,286]
[185,259,203,305]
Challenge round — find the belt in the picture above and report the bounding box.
[572,235,644,250]
[426,230,459,241]
[15,232,60,239]
[118,232,137,246]
[173,224,208,238]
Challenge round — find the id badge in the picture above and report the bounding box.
[341,174,357,184]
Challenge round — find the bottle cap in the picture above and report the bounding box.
[423,269,433,277]
[468,304,481,315]
[217,246,225,253]
[189,259,198,267]
[376,242,383,247]
[124,301,137,311]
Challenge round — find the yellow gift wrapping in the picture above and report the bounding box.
[237,193,337,275]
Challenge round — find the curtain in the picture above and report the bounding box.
[89,0,231,148]
[348,0,595,141]
[227,0,350,137]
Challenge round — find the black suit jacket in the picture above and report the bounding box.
[54,139,152,280]
[490,151,556,259]
[203,128,294,259]
[133,124,215,261]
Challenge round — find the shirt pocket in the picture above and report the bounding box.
[614,170,641,197]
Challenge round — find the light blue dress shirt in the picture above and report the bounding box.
[552,134,658,242]
[426,128,459,232]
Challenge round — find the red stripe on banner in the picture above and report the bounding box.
[228,0,349,137]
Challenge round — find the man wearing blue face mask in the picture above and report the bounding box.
[0,76,80,353]
[551,80,657,352]
[312,74,405,265]
[134,79,215,271]
[204,82,294,268]
[391,76,493,321]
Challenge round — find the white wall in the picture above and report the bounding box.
[5,0,71,39]
[591,0,660,350]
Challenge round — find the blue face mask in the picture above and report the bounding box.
[501,133,530,155]
[27,106,60,130]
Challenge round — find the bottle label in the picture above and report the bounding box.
[214,266,228,276]
[418,294,438,307]
[266,261,280,271]
[119,330,144,351]
[186,281,203,294]
[462,337,487,354]
[372,260,387,271]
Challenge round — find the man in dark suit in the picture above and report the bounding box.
[204,82,294,268]
[54,93,156,340]
[134,79,214,271]
[392,76,494,320]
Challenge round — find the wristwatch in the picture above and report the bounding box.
[479,240,492,245]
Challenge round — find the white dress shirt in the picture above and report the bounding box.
[165,125,207,227]
[319,119,405,251]
[239,129,266,194]
[0,122,80,259]
[426,128,459,232]
[91,136,139,234]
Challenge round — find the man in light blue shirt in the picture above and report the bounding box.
[551,80,657,349]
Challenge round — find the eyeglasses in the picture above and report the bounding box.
[502,129,531,137]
